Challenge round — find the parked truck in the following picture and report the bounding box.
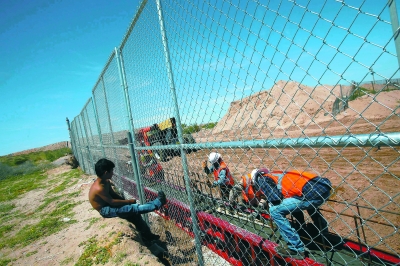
[135,117,197,162]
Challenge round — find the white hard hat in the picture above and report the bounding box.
[251,168,269,180]
[251,169,259,180]
[208,152,221,164]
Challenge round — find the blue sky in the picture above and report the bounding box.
[0,0,140,156]
[1,0,399,156]
[116,0,399,130]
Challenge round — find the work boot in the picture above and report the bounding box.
[141,232,160,244]
[148,243,168,257]
[158,191,167,207]
[275,246,306,260]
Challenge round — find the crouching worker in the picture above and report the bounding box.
[229,168,269,209]
[252,168,331,259]
[202,152,235,201]
[89,158,167,244]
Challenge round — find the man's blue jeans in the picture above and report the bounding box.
[269,192,329,252]
[99,198,162,235]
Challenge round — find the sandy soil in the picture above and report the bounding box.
[0,165,167,265]
[1,162,229,266]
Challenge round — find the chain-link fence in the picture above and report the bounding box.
[68,0,400,265]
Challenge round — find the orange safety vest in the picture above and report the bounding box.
[241,173,263,202]
[213,161,235,186]
[265,170,318,198]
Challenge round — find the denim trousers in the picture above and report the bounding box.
[269,192,329,252]
[99,198,162,235]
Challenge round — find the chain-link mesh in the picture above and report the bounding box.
[69,0,400,265]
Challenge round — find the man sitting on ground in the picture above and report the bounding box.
[89,158,167,244]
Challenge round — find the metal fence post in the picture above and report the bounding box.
[91,99,106,158]
[99,76,123,192]
[71,118,85,171]
[389,0,400,69]
[114,47,147,220]
[66,117,75,155]
[156,0,204,264]
[80,108,95,175]
[75,116,87,172]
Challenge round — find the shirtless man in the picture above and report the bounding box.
[89,158,167,243]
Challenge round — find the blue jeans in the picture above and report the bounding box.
[269,192,329,252]
[99,198,162,235]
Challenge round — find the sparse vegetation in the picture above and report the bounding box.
[36,195,63,212]
[0,258,12,266]
[76,232,125,266]
[25,250,38,257]
[0,200,78,249]
[348,85,398,101]
[124,263,140,266]
[0,171,48,202]
[76,236,110,265]
[113,252,128,263]
[0,147,71,167]
[0,147,166,265]
[182,122,217,134]
[85,217,101,230]
[0,147,72,181]
[0,203,15,213]
[0,161,48,181]
[0,224,14,239]
[47,169,82,195]
[60,256,74,265]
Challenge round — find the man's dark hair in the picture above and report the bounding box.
[95,158,115,178]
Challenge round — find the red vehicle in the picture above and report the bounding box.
[126,150,164,183]
[135,117,197,162]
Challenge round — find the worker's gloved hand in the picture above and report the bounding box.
[229,200,237,208]
[202,161,207,168]
[248,210,260,220]
[258,199,267,210]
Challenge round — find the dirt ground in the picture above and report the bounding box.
[170,144,399,256]
[0,163,228,266]
[183,81,400,256]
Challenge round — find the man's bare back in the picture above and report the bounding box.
[89,178,136,212]
[88,178,111,211]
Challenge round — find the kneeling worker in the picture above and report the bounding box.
[229,168,269,209]
[202,152,235,201]
[252,168,332,259]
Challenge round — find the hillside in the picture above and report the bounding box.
[7,141,70,156]
[194,80,400,142]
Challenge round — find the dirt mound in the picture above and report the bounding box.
[211,80,400,138]
[10,141,70,156]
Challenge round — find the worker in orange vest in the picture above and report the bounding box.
[252,168,332,260]
[229,168,269,209]
[202,152,235,201]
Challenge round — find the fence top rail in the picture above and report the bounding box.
[132,132,400,150]
[119,0,148,51]
[91,51,116,94]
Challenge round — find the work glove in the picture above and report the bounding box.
[248,210,260,221]
[202,161,207,168]
[258,199,267,210]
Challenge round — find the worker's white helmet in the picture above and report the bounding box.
[251,168,269,180]
[208,152,221,164]
[251,169,259,180]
